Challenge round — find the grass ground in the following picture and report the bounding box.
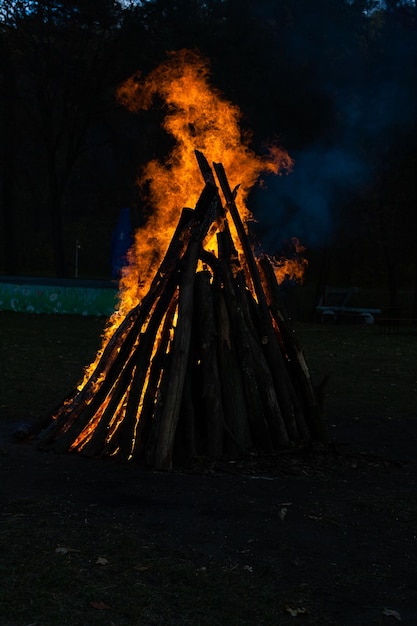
[0,312,416,625]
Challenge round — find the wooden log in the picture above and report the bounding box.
[195,149,238,259]
[131,295,178,461]
[243,272,307,441]
[214,289,252,454]
[73,352,138,458]
[259,256,329,442]
[143,354,172,466]
[217,231,273,451]
[195,149,224,218]
[152,242,202,469]
[207,231,252,453]
[235,273,289,446]
[195,270,225,457]
[213,161,302,440]
[203,233,253,453]
[180,347,198,459]
[116,270,181,461]
[213,162,262,294]
[153,186,219,470]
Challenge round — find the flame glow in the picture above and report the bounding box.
[269,238,308,284]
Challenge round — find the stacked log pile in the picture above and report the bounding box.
[39,153,327,470]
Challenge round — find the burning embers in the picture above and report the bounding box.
[39,153,326,469]
[38,51,327,469]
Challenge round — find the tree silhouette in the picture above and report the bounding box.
[0,0,415,308]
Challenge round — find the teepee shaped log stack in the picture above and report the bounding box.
[39,153,327,470]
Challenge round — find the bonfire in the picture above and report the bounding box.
[38,50,327,470]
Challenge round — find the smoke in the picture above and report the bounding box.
[246,1,417,251]
[250,145,369,249]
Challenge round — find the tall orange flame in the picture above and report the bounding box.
[115,49,293,314]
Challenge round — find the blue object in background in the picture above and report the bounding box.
[111,208,134,280]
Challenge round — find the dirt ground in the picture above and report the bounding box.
[1,407,416,625]
[1,315,416,624]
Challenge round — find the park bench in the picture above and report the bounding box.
[315,287,381,324]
